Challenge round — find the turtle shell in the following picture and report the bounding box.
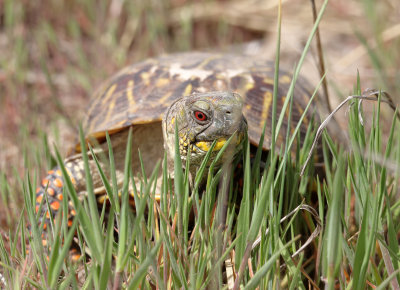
[80,52,318,152]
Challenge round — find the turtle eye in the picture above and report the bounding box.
[194,111,207,122]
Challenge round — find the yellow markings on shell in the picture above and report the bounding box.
[280,75,292,84]
[156,78,169,87]
[102,84,117,105]
[184,83,193,96]
[141,72,150,85]
[303,93,311,104]
[295,101,305,122]
[263,78,274,85]
[197,55,218,69]
[105,99,116,122]
[280,95,287,118]
[260,91,272,127]
[159,91,173,106]
[97,195,108,204]
[245,82,254,91]
[127,80,135,106]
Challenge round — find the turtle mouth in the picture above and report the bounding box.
[194,138,227,152]
[179,138,227,156]
[193,131,246,153]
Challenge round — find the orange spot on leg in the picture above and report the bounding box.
[50,201,60,211]
[41,178,49,187]
[36,194,43,203]
[53,178,63,188]
[47,187,55,196]
[57,193,63,201]
[70,248,81,262]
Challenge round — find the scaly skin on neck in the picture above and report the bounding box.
[162,91,247,183]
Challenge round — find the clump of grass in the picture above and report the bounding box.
[1,76,399,288]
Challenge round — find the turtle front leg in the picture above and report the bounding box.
[33,159,87,261]
[35,159,88,230]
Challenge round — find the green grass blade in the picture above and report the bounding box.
[48,215,79,288]
[244,237,300,289]
[127,239,162,289]
[115,127,133,272]
[78,125,104,258]
[54,147,101,261]
[106,132,121,214]
[323,151,345,289]
[274,0,329,143]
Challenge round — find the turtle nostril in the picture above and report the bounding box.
[226,111,231,115]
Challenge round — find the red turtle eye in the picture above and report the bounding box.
[194,111,207,122]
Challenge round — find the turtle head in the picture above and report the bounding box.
[163,91,247,177]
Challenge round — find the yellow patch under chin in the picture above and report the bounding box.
[196,138,227,152]
[215,138,227,150]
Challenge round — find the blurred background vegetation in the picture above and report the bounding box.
[0,0,399,242]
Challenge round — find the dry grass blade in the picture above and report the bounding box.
[301,89,400,176]
[251,204,321,259]
[378,241,400,290]
[356,89,399,124]
[225,253,235,290]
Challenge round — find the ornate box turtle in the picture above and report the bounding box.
[34,51,320,243]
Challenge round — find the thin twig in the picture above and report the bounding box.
[310,0,331,112]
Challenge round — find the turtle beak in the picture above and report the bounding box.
[195,137,228,152]
[194,114,247,152]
